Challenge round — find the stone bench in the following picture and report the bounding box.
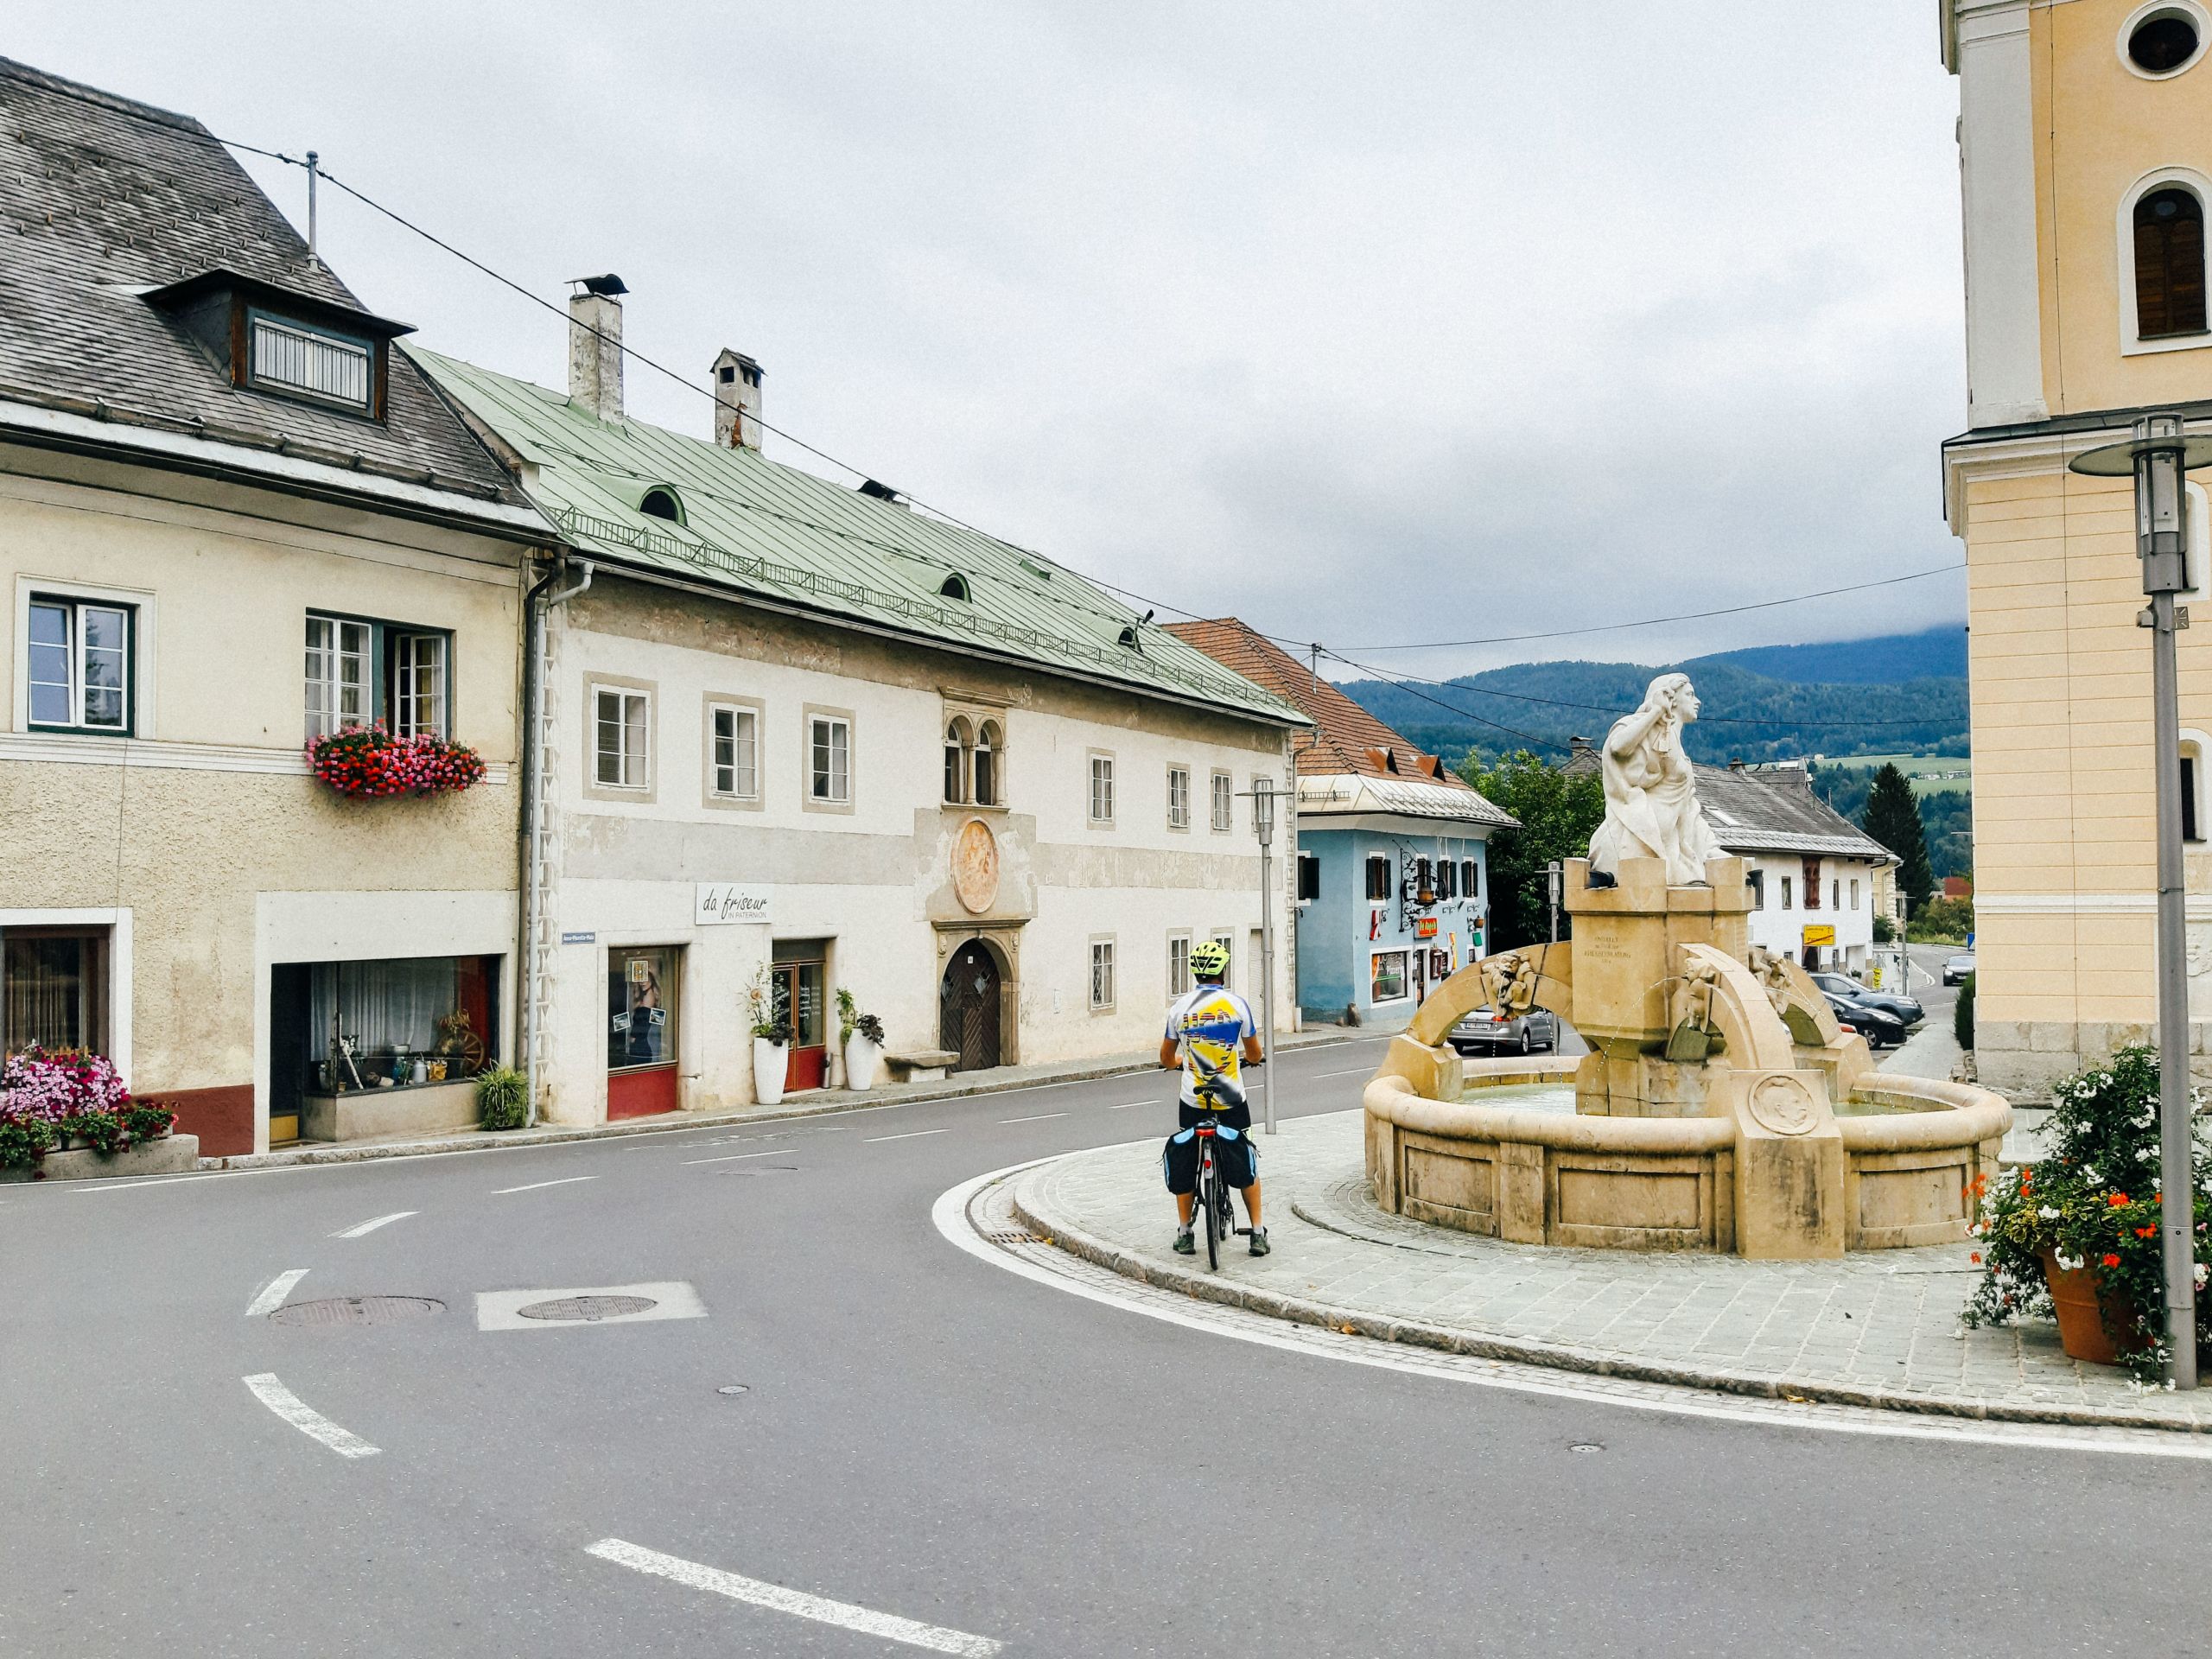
[883,1047,960,1084]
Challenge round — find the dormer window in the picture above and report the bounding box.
[639,486,684,524]
[248,313,373,410]
[143,268,410,423]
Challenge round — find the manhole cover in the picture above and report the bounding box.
[268,1296,444,1326]
[716,1384,751,1395]
[516,1294,658,1323]
[1568,1442,1605,1455]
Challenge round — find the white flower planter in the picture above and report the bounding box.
[843,1034,882,1093]
[751,1038,789,1108]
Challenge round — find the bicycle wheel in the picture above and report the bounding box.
[1201,1150,1222,1270]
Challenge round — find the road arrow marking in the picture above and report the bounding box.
[492,1176,596,1195]
[243,1373,380,1459]
[585,1537,1001,1656]
[245,1268,308,1318]
[332,1211,416,1238]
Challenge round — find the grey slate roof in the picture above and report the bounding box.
[0,57,524,510]
[1561,741,1893,861]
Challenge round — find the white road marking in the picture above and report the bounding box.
[864,1127,952,1143]
[1000,1112,1066,1124]
[933,1162,2212,1463]
[332,1211,416,1238]
[492,1176,597,1194]
[475,1281,706,1332]
[683,1148,791,1166]
[586,1537,1001,1656]
[245,1268,309,1318]
[242,1373,380,1459]
[1311,1067,1375,1078]
[1108,1099,1162,1109]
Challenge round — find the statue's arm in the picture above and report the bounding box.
[1605,704,1661,759]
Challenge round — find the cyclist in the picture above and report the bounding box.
[1159,939,1268,1257]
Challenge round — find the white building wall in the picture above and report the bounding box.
[1742,852,1884,971]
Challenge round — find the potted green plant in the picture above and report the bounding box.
[1962,1045,2212,1376]
[475,1065,528,1131]
[836,988,887,1092]
[747,965,794,1108]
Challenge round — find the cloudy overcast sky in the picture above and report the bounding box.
[16,2,1969,677]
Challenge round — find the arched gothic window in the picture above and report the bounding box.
[974,720,1001,806]
[944,716,973,805]
[2135,186,2208,338]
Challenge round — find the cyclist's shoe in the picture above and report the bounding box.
[1173,1227,1196,1255]
[1248,1226,1271,1257]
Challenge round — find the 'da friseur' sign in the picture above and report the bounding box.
[695,882,773,926]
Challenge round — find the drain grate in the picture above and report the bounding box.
[268,1295,443,1327]
[516,1294,658,1323]
[984,1229,1041,1245]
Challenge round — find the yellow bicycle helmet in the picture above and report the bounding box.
[1189,939,1230,978]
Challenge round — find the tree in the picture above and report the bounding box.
[1862,763,1936,914]
[1460,750,1607,951]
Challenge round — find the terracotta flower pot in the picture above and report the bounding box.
[2040,1249,2126,1366]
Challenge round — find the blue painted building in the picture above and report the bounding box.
[1165,619,1516,1031]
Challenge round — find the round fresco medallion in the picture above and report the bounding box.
[1745,1072,1819,1137]
[952,817,1001,914]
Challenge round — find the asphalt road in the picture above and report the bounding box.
[4,1030,2205,1658]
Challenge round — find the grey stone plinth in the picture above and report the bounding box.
[1,1135,200,1183]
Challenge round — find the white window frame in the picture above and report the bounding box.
[1090,937,1116,1012]
[26,594,132,734]
[1167,765,1191,830]
[809,712,852,806]
[303,613,372,742]
[1210,769,1233,832]
[1167,932,1192,1000]
[15,579,157,739]
[248,312,374,410]
[1370,948,1410,1006]
[1211,931,1235,991]
[709,701,760,802]
[594,685,652,791]
[1089,752,1116,825]
[391,630,448,739]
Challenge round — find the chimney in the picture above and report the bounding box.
[712,348,765,449]
[567,274,627,422]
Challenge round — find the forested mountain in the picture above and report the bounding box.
[1341,638,1967,768]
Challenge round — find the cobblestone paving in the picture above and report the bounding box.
[1013,1109,2212,1432]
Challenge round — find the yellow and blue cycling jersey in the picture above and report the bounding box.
[1164,984,1257,1110]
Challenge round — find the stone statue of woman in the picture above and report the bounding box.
[1586,672,1722,887]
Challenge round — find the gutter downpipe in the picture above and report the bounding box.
[521,556,594,1128]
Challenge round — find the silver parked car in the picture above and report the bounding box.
[1942,950,1975,986]
[1449,1005,1559,1056]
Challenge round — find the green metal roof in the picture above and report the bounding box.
[410,347,1305,726]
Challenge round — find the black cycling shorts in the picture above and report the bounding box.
[1162,1115,1258,1194]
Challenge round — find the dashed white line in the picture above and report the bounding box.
[1000,1112,1066,1124]
[332,1211,416,1238]
[492,1176,597,1195]
[245,1268,308,1318]
[864,1127,952,1143]
[683,1148,792,1166]
[586,1537,1001,1656]
[1108,1100,1160,1110]
[1312,1067,1375,1078]
[242,1373,380,1459]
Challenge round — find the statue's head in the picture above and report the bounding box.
[1644,672,1700,723]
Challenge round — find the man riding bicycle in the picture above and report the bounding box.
[1159,939,1268,1257]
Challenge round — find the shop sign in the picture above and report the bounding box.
[1414,916,1439,939]
[1802,924,1836,948]
[696,883,773,926]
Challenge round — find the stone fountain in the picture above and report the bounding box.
[1363,675,2012,1259]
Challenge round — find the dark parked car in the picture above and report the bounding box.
[1821,991,1906,1050]
[1449,1005,1559,1055]
[1942,950,1975,986]
[1810,971,1924,1030]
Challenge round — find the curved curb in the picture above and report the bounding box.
[1008,1165,2208,1438]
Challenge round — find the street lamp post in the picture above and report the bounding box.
[2072,412,2212,1389]
[1248,779,1281,1136]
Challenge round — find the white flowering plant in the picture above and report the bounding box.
[1961,1046,2212,1380]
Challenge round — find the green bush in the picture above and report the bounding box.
[1872,914,1897,944]
[475,1066,529,1131]
[1954,970,1974,1052]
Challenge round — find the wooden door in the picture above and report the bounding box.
[938,941,1001,1072]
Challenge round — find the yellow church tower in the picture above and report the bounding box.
[1942,0,2212,1098]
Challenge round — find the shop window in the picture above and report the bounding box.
[1365,854,1392,902]
[1370,949,1408,1003]
[607,949,676,1072]
[2136,187,2208,338]
[306,613,449,743]
[1168,934,1192,998]
[3,928,110,1055]
[1090,938,1116,1010]
[28,595,132,734]
[710,703,759,800]
[1296,852,1320,902]
[291,954,499,1093]
[1211,770,1233,831]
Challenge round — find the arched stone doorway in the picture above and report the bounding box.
[939,939,1003,1071]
